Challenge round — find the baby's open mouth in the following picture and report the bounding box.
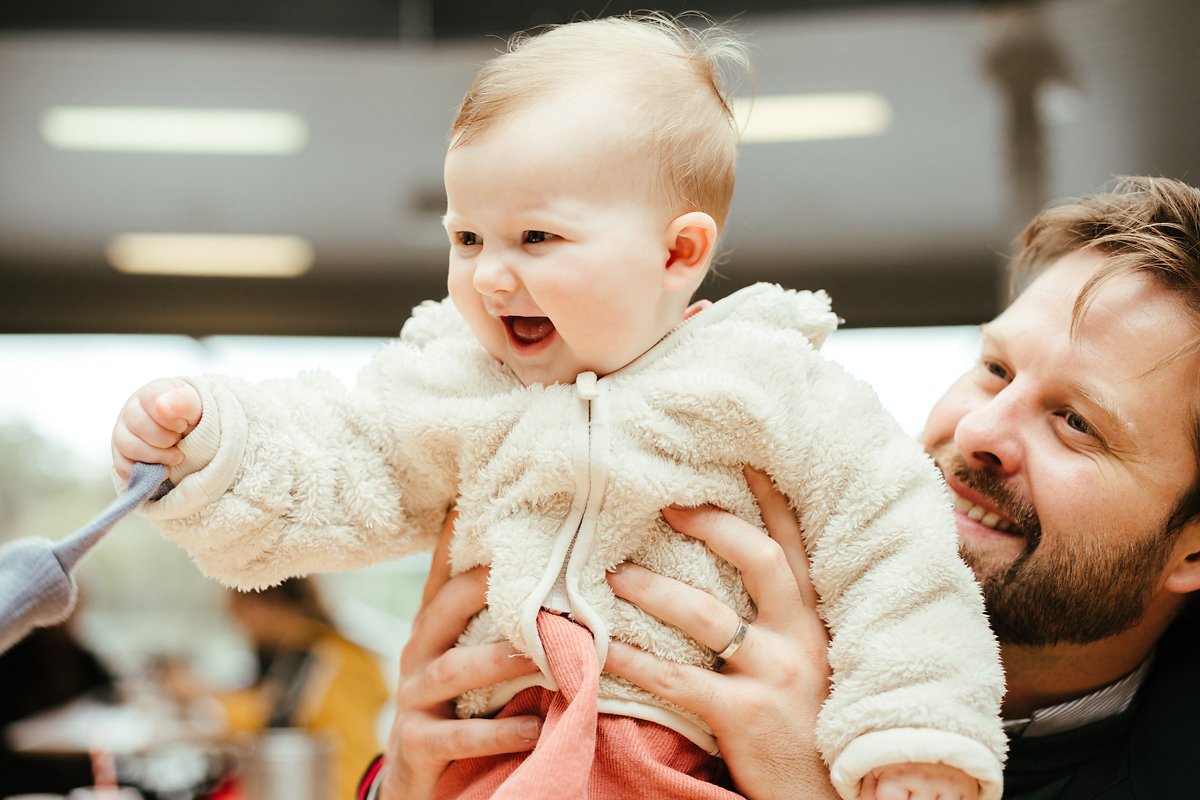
[505,316,556,346]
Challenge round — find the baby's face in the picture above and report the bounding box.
[443,96,683,387]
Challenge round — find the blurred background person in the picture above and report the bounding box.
[163,577,390,800]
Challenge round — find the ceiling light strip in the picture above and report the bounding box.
[734,93,892,143]
[106,233,314,278]
[42,107,308,155]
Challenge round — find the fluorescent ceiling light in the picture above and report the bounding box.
[42,107,308,155]
[106,234,314,278]
[734,93,892,143]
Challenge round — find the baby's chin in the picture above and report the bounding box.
[500,334,657,387]
[504,358,582,388]
[511,356,616,388]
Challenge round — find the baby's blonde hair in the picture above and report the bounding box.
[450,12,748,229]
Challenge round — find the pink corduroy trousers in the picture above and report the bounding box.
[432,610,742,799]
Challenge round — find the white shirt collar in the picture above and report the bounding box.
[1002,653,1154,738]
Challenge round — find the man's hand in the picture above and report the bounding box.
[604,467,837,800]
[111,378,203,479]
[379,511,543,800]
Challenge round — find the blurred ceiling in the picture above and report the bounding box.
[1,0,1197,336]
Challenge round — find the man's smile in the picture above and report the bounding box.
[931,452,1034,542]
[949,490,1016,533]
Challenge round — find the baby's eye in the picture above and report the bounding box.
[523,230,556,244]
[456,231,480,246]
[983,359,1010,381]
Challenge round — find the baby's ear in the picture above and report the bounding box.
[663,211,718,291]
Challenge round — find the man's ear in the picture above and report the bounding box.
[1164,522,1200,595]
[663,211,718,292]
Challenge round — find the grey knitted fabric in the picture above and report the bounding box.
[0,462,168,654]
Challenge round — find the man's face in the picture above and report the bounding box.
[442,92,684,387]
[922,250,1200,645]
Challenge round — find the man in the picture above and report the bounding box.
[920,175,1200,798]
[363,176,1200,800]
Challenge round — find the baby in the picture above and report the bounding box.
[112,13,1004,800]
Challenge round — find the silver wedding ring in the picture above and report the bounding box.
[715,617,750,664]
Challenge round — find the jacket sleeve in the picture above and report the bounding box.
[133,300,491,589]
[682,288,1004,799]
[763,350,1006,800]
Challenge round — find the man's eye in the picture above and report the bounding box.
[1064,411,1091,435]
[524,230,554,244]
[457,232,480,246]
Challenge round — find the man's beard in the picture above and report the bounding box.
[933,446,1176,646]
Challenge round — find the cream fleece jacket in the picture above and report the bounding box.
[137,283,1005,799]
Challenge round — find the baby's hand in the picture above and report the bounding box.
[862,762,979,800]
[111,378,203,480]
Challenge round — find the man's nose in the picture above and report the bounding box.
[472,248,518,295]
[953,392,1023,476]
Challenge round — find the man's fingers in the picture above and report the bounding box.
[402,715,541,764]
[404,566,492,666]
[383,714,541,799]
[604,640,727,718]
[404,640,539,707]
[661,503,801,616]
[607,563,745,656]
[422,510,458,605]
[743,466,819,609]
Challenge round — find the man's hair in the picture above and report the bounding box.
[1012,175,1200,532]
[450,12,748,229]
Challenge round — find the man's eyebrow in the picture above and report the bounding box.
[981,322,1139,452]
[1070,380,1138,451]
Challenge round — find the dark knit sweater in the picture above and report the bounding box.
[1002,609,1199,799]
[1003,707,1135,799]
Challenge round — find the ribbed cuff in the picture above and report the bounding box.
[171,382,221,484]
